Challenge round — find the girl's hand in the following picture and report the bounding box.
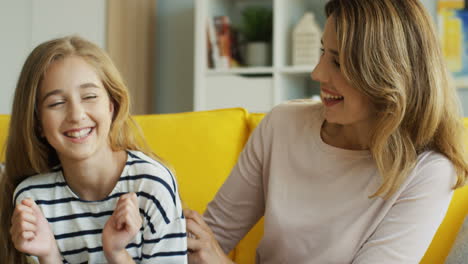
[184,209,235,264]
[102,192,142,262]
[10,198,62,263]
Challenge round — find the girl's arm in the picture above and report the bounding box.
[102,192,141,264]
[10,198,62,264]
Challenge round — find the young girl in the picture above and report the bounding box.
[185,0,468,263]
[0,36,187,263]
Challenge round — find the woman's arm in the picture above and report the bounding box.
[352,157,455,263]
[185,111,276,264]
[185,209,234,264]
[202,111,273,254]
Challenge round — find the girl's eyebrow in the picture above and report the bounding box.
[321,39,339,56]
[79,82,100,89]
[41,82,100,103]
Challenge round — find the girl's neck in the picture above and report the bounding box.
[60,148,127,201]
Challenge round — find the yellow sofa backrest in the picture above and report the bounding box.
[1,110,468,263]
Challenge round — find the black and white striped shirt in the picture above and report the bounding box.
[14,150,187,263]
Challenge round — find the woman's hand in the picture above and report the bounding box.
[184,209,235,264]
[102,192,141,263]
[10,198,62,263]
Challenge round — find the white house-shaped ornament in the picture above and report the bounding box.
[292,12,322,66]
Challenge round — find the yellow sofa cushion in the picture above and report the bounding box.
[132,108,250,214]
[0,115,9,162]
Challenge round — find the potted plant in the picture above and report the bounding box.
[241,6,273,67]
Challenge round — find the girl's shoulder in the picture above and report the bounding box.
[124,150,176,190]
[125,150,171,175]
[13,169,63,205]
[124,150,181,211]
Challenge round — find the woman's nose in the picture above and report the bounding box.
[311,57,327,83]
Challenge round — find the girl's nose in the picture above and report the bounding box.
[67,101,86,122]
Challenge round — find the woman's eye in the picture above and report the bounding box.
[83,95,98,100]
[333,59,341,68]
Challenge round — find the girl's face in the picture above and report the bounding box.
[38,56,114,163]
[311,16,376,127]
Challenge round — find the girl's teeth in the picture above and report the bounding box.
[66,128,92,138]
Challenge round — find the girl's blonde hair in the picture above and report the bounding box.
[325,0,468,198]
[0,35,159,263]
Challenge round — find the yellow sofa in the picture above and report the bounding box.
[1,108,467,263]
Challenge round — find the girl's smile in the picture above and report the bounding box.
[63,126,95,143]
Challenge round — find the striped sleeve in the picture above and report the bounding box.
[129,153,188,263]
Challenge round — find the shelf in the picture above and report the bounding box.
[195,0,326,112]
[206,67,274,75]
[280,65,315,75]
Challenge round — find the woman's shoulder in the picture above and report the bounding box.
[266,99,323,126]
[271,99,322,115]
[416,151,454,170]
[407,151,456,189]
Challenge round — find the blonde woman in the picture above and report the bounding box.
[185,0,468,263]
[0,36,187,263]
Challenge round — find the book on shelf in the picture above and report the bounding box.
[206,15,242,69]
[214,16,231,68]
[206,16,220,69]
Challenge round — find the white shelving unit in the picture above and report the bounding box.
[194,0,327,112]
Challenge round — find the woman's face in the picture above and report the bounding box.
[38,56,114,163]
[311,16,376,127]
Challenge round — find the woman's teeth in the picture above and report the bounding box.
[321,91,344,100]
[65,128,92,138]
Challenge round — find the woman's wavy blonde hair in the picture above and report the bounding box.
[0,35,160,263]
[325,0,468,198]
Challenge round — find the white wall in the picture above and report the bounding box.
[154,0,195,114]
[0,0,106,114]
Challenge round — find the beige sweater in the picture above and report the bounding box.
[204,102,455,264]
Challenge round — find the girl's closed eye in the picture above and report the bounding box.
[48,100,65,108]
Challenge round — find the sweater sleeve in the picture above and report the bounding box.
[203,109,274,254]
[352,157,456,264]
[139,174,188,263]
